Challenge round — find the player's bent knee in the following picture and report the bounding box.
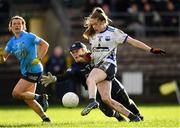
[101,96,111,105]
[12,92,18,99]
[12,91,21,99]
[86,77,94,85]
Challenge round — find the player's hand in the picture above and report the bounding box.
[0,47,3,56]
[150,48,166,55]
[0,48,4,64]
[41,72,57,87]
[80,53,92,62]
[31,58,41,65]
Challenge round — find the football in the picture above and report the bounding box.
[62,92,79,108]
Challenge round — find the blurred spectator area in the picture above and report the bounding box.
[0,0,10,34]
[58,0,180,39]
[43,46,75,104]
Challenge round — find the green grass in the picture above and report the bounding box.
[0,104,179,128]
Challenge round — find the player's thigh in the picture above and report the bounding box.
[88,68,107,83]
[13,79,36,93]
[25,82,37,93]
[97,80,112,99]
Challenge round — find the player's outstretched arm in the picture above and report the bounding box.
[41,72,57,87]
[127,36,166,55]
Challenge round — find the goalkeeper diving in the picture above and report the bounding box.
[41,41,144,122]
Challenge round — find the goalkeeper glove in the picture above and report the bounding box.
[150,48,166,55]
[79,52,92,62]
[41,72,57,87]
[31,57,41,65]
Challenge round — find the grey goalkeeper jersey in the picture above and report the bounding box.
[89,26,128,66]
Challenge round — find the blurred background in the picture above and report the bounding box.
[0,0,179,105]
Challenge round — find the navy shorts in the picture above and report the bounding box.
[95,62,117,81]
[22,72,42,83]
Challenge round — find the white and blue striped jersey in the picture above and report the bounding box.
[89,26,128,66]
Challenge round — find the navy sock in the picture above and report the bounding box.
[114,111,125,121]
[34,94,42,100]
[128,113,137,120]
[89,98,95,103]
[41,115,47,119]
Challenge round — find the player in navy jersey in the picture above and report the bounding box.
[81,7,166,120]
[0,16,50,122]
[41,41,143,121]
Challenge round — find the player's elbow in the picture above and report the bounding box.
[40,40,49,50]
[42,41,49,50]
[45,42,49,49]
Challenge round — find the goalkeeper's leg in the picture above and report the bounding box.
[112,78,143,120]
[116,89,143,120]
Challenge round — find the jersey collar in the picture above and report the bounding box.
[14,31,25,39]
[99,26,108,33]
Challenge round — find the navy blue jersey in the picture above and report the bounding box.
[56,62,92,89]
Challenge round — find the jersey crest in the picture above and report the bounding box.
[105,36,110,41]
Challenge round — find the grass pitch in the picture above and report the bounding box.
[0,104,179,128]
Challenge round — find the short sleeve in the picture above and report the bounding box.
[4,39,13,53]
[114,29,128,44]
[30,33,42,45]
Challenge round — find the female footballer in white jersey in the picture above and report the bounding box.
[81,7,166,121]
